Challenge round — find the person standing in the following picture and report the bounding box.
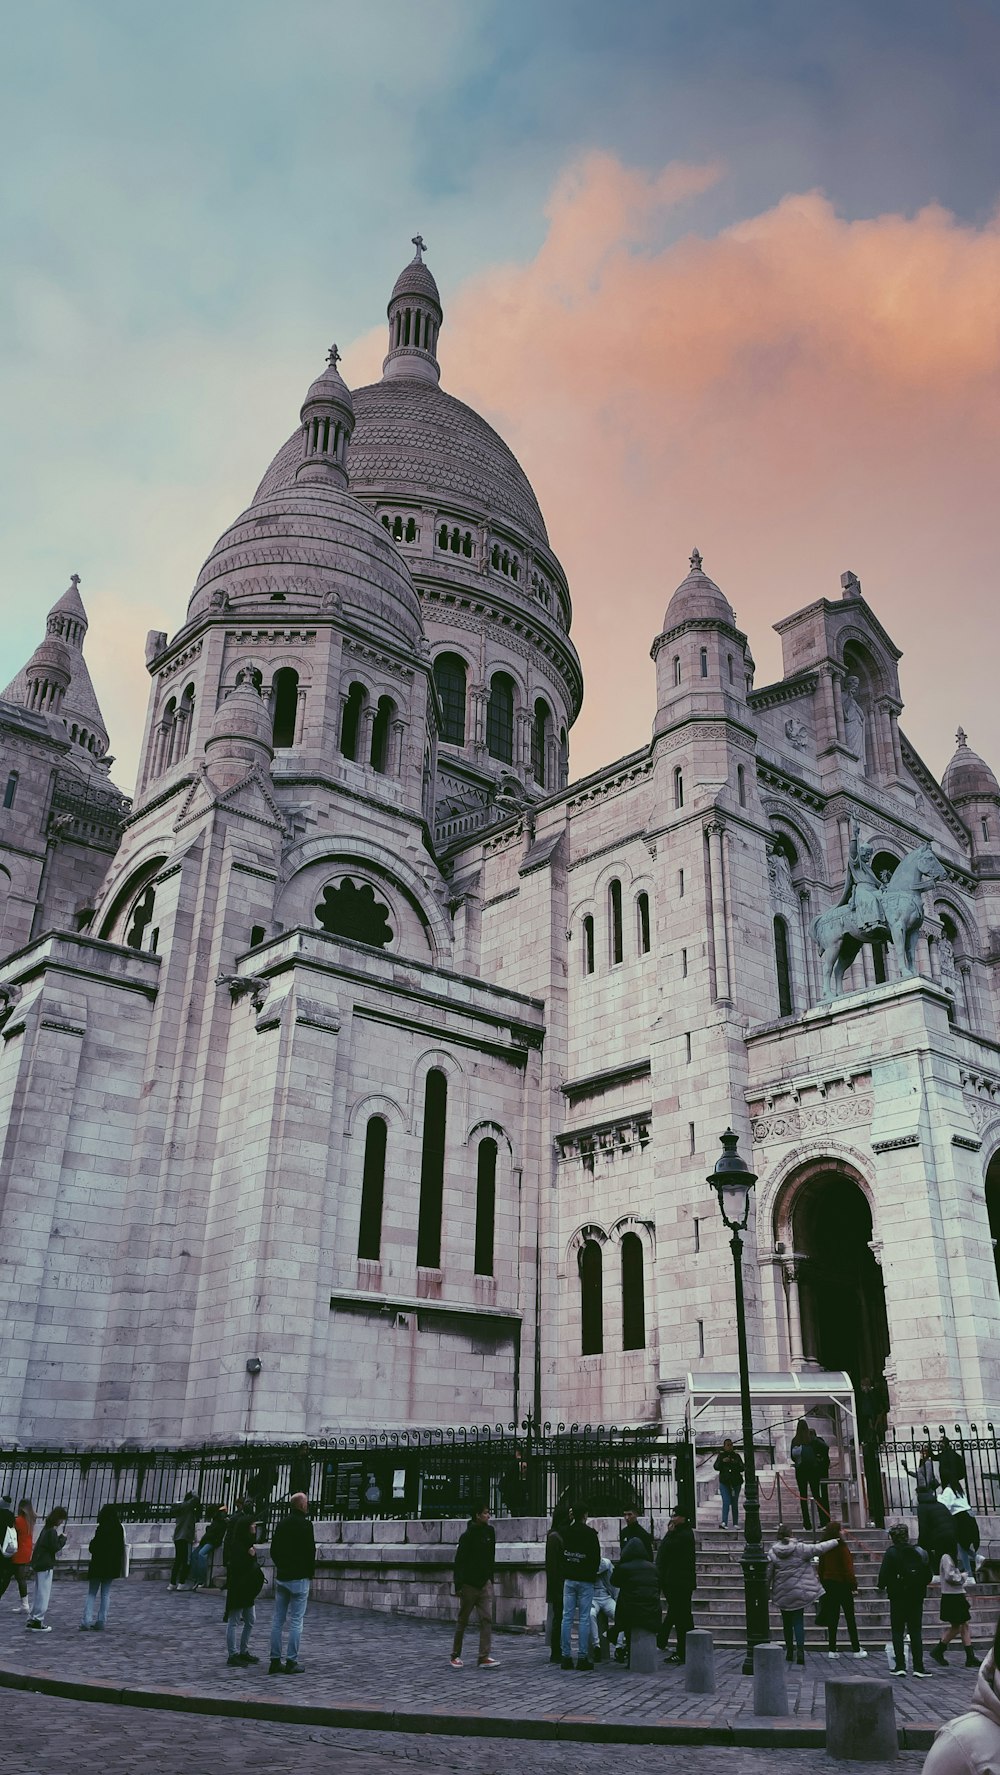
[618,1509,654,1561]
[168,1490,200,1591]
[0,1495,20,1604]
[817,1521,866,1657]
[544,1507,569,1663]
[590,1556,617,1661]
[876,1522,930,1678]
[559,1503,601,1672]
[26,1506,68,1631]
[797,1429,829,1530]
[223,1515,263,1666]
[192,1503,229,1591]
[929,1531,978,1670]
[714,1440,745,1528]
[80,1505,126,1631]
[905,1441,938,1550]
[450,1503,499,1670]
[656,1509,697,1665]
[767,1523,839,1666]
[0,1500,35,1612]
[267,1492,315,1675]
[937,1435,967,1495]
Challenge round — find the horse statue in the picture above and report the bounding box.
[812,822,947,1000]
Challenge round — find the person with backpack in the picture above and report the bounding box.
[449,1502,499,1669]
[80,1504,126,1631]
[713,1439,745,1528]
[877,1521,931,1677]
[27,1506,68,1631]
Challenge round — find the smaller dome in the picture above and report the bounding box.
[662,549,736,631]
[943,728,1000,803]
[301,346,355,429]
[390,240,441,311]
[208,668,274,752]
[26,637,72,680]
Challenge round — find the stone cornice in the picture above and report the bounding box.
[756,759,826,813]
[748,671,819,712]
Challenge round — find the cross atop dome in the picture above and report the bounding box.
[411,234,426,261]
[326,344,341,368]
[689,548,704,573]
[956,726,968,748]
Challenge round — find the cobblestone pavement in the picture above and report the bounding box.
[0,1575,974,1761]
[0,1696,929,1775]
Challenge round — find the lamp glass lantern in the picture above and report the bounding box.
[708,1127,756,1232]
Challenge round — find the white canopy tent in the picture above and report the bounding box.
[673,1369,865,1527]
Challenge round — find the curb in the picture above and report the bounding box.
[0,1667,939,1749]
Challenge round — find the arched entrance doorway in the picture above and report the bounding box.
[985,1150,1000,1296]
[788,1165,890,1390]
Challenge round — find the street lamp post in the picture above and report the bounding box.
[708,1127,770,1677]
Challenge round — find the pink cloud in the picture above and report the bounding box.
[441,153,1000,784]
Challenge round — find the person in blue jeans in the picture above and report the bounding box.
[560,1504,602,1671]
[80,1504,126,1631]
[713,1440,745,1528]
[268,1492,316,1675]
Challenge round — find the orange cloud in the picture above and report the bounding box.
[442,153,1000,784]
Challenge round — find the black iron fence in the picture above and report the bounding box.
[0,1422,690,1531]
[879,1424,1000,1518]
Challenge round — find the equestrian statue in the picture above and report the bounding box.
[812,819,947,1000]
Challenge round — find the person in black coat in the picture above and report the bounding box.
[450,1504,499,1668]
[80,1504,126,1631]
[612,1536,661,1665]
[618,1510,654,1560]
[267,1493,316,1675]
[223,1517,263,1666]
[656,1510,697,1663]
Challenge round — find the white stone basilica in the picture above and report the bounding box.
[2,243,1000,1448]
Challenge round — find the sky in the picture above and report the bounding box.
[2,0,999,793]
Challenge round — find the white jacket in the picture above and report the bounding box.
[922,1653,1000,1774]
[938,1552,974,1596]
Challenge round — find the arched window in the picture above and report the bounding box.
[700,646,709,678]
[637,891,651,955]
[983,817,991,843]
[621,1232,645,1350]
[357,1116,387,1261]
[737,764,746,807]
[580,1239,603,1355]
[673,656,682,687]
[673,767,684,810]
[271,667,299,749]
[609,879,623,965]
[531,698,550,787]
[774,915,793,1016]
[485,673,515,764]
[582,914,595,976]
[340,682,366,761]
[2,771,18,810]
[434,654,467,747]
[370,695,396,774]
[559,727,568,783]
[986,1151,1000,1296]
[872,941,887,985]
[416,1069,447,1269]
[474,1138,497,1277]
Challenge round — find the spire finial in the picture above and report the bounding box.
[70,572,81,588]
[326,344,341,368]
[411,233,426,261]
[956,726,968,749]
[689,548,703,574]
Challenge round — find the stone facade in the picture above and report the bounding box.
[1,246,999,1446]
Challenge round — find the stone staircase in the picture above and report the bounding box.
[691,1526,1000,1650]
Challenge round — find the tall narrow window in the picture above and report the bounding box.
[673,767,684,809]
[609,879,623,965]
[416,1069,447,1268]
[728,655,734,684]
[637,891,651,955]
[357,1116,387,1261]
[271,667,299,749]
[678,868,685,898]
[621,1233,645,1350]
[2,771,17,810]
[580,1239,603,1355]
[434,653,467,746]
[474,1138,497,1277]
[737,764,746,807]
[531,698,550,787]
[485,673,515,764]
[582,914,595,976]
[673,656,681,687]
[370,696,396,773]
[983,817,991,843]
[340,682,366,761]
[774,916,793,1016]
[872,942,887,985]
[700,647,708,678]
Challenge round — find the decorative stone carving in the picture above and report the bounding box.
[812,822,947,998]
[217,973,269,1013]
[783,716,809,751]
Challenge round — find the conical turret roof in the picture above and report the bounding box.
[2,576,110,755]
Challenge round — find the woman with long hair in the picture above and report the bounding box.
[0,1499,35,1611]
[27,1506,68,1631]
[81,1504,126,1631]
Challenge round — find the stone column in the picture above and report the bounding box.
[706,821,731,1002]
[469,684,487,755]
[797,887,816,1005]
[391,718,406,777]
[782,1258,808,1368]
[294,686,307,745]
[360,704,376,765]
[515,709,532,773]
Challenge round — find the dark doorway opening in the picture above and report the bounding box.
[792,1169,890,1390]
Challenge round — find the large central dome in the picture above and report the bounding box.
[253,378,550,550]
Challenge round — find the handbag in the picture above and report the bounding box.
[1,1526,17,1560]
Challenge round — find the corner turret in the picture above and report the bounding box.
[381,235,442,386]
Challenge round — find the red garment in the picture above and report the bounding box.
[13,1515,33,1566]
[818,1540,856,1588]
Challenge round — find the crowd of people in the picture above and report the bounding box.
[0,1487,317,1672]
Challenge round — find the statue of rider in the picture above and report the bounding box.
[837,818,884,933]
